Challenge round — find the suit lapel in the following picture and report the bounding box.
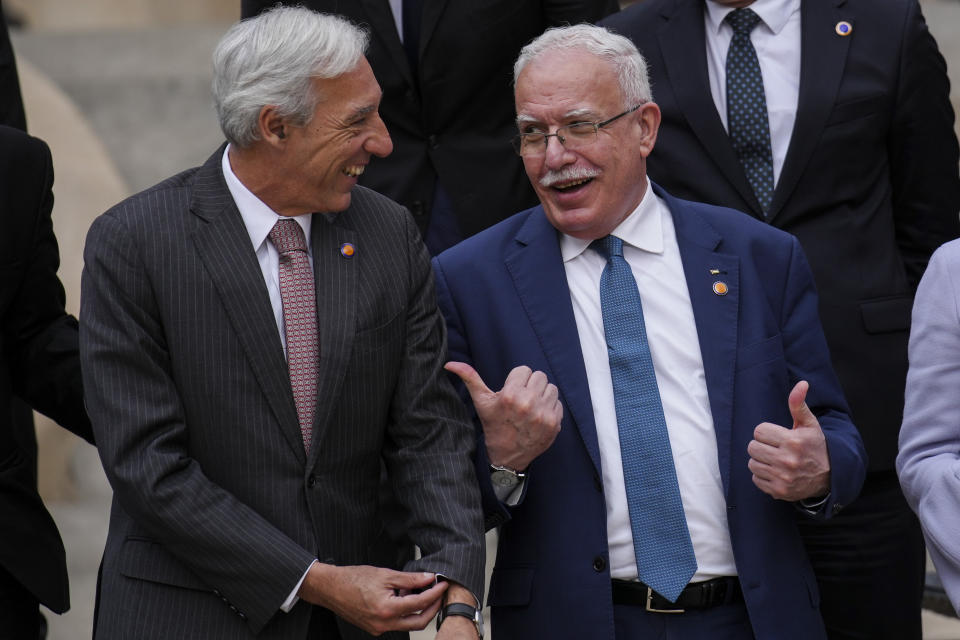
[505,210,602,476]
[657,0,763,216]
[770,0,851,219]
[359,0,415,87]
[304,213,358,463]
[189,149,305,463]
[657,186,739,495]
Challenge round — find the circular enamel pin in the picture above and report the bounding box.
[835,21,852,36]
[713,281,729,296]
[340,242,356,258]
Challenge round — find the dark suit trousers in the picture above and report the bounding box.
[613,600,754,639]
[797,471,924,640]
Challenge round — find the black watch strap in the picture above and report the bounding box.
[436,602,483,638]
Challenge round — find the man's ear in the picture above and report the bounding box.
[635,102,661,158]
[257,105,288,145]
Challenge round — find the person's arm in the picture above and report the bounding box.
[5,133,91,442]
[888,2,960,290]
[747,236,867,515]
[378,212,486,602]
[897,243,960,614]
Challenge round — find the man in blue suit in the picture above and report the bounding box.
[433,24,866,639]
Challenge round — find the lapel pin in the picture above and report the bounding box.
[340,242,356,258]
[710,269,720,275]
[835,21,852,36]
[713,281,729,296]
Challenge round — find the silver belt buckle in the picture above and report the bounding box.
[645,586,684,614]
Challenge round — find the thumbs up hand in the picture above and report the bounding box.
[747,380,831,502]
[445,362,562,472]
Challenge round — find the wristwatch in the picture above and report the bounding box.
[436,602,484,639]
[489,463,525,491]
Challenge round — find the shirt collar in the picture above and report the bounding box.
[560,179,664,262]
[222,144,312,253]
[704,0,800,37]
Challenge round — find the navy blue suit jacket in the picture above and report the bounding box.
[432,184,866,639]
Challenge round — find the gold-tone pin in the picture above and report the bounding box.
[713,281,729,296]
[709,269,721,275]
[835,21,852,36]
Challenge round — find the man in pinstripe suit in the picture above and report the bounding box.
[79,8,484,639]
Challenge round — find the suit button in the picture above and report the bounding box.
[307,474,317,488]
[408,200,425,217]
[592,556,606,572]
[428,134,438,149]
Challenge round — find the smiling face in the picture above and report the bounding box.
[277,57,392,214]
[515,48,660,240]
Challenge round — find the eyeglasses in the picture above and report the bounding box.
[511,104,643,157]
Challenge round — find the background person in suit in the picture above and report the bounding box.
[433,24,866,639]
[79,8,484,639]
[0,125,93,638]
[239,0,619,255]
[600,1,960,636]
[898,238,960,617]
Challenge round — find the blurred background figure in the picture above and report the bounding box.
[240,0,620,255]
[0,124,93,639]
[898,238,960,619]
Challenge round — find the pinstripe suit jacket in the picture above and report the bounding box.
[79,147,484,639]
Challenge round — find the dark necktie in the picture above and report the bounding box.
[592,235,697,603]
[269,219,319,452]
[726,8,775,215]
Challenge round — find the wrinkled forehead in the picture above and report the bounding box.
[515,49,620,122]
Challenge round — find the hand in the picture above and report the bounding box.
[299,564,447,636]
[445,362,562,471]
[747,380,831,501]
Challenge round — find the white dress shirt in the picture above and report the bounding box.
[221,146,315,611]
[562,183,737,582]
[704,0,801,185]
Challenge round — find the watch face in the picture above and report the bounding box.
[491,469,519,488]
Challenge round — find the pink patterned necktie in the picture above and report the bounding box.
[269,219,319,452]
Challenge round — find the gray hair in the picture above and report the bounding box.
[212,6,369,147]
[513,24,652,106]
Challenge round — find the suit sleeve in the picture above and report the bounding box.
[379,213,485,599]
[897,243,960,614]
[779,236,867,517]
[888,2,960,290]
[80,212,316,633]
[3,134,91,442]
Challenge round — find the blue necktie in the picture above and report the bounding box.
[726,8,775,215]
[593,235,697,603]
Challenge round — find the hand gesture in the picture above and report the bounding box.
[300,564,447,636]
[747,381,831,502]
[444,362,561,471]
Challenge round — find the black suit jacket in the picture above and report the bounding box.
[241,0,619,240]
[603,0,960,470]
[0,125,92,613]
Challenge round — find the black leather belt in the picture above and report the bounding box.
[612,577,743,613]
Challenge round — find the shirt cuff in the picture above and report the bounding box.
[796,493,830,516]
[281,560,317,613]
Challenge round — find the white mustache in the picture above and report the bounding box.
[539,166,601,188]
